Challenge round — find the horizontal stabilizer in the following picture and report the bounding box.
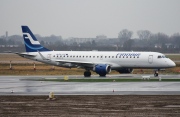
[3,51,36,57]
[14,52,37,57]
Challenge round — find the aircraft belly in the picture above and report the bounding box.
[118,59,151,68]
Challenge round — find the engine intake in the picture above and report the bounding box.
[93,64,111,76]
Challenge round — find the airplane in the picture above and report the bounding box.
[16,26,176,77]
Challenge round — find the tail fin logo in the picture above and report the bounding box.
[21,26,50,52]
[23,33,40,45]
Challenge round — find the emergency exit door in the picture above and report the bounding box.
[47,54,51,60]
[148,55,153,64]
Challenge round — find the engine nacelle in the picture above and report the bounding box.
[117,68,133,74]
[93,64,111,76]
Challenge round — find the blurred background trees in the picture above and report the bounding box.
[0,29,179,53]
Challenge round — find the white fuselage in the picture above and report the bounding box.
[23,51,176,70]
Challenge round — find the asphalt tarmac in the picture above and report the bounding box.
[0,74,180,95]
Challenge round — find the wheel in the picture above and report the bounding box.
[84,71,91,77]
[99,73,106,77]
[154,70,159,77]
[154,73,158,77]
[156,73,158,77]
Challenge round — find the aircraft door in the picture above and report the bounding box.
[47,54,51,60]
[148,55,153,64]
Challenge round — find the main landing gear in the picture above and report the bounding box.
[99,73,106,77]
[84,71,107,77]
[84,71,91,77]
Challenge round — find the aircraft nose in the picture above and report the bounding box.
[168,60,176,67]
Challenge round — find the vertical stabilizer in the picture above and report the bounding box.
[21,26,50,52]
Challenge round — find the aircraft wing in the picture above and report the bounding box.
[55,60,113,68]
[55,60,95,67]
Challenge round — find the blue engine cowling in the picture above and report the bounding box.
[93,64,111,76]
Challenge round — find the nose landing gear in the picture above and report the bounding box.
[154,70,159,77]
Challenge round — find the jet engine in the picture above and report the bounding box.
[93,64,111,76]
[117,68,133,74]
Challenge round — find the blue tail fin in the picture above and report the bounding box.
[21,26,50,52]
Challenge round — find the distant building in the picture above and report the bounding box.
[65,35,109,44]
[165,43,175,48]
[155,44,162,48]
[96,35,107,39]
[0,45,5,47]
[64,37,118,46]
[5,45,19,47]
[67,37,96,44]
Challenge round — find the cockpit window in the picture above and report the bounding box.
[158,55,167,58]
[158,56,162,58]
[162,56,166,58]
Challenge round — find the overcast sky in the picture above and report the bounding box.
[0,0,180,38]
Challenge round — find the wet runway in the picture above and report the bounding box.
[0,74,180,95]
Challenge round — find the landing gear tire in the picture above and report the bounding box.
[84,71,91,77]
[99,73,106,77]
[154,73,158,77]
